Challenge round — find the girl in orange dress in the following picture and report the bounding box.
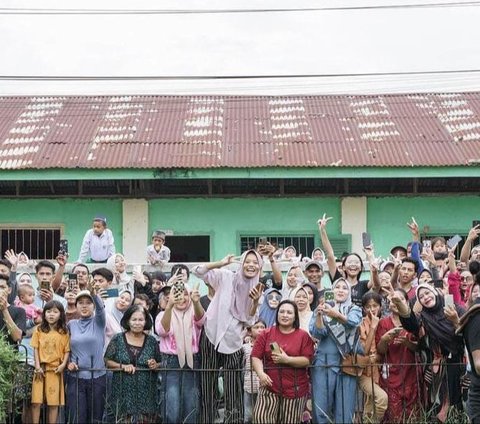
[31,300,70,424]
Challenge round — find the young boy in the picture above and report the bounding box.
[77,215,116,263]
[146,230,171,266]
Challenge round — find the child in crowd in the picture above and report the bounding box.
[30,300,70,424]
[77,215,116,263]
[243,320,265,424]
[64,289,81,323]
[146,230,171,266]
[14,284,42,324]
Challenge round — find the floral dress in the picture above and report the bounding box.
[104,332,161,419]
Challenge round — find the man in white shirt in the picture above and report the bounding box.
[146,230,171,267]
[78,215,115,263]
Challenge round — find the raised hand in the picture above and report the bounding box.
[191,282,201,304]
[317,213,333,230]
[221,254,235,267]
[406,217,420,241]
[248,284,264,302]
[467,225,480,242]
[4,249,18,270]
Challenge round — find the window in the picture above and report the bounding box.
[167,236,210,262]
[0,226,62,260]
[240,235,315,258]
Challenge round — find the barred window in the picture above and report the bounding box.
[0,226,62,260]
[240,235,315,258]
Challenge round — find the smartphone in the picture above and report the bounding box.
[447,235,462,250]
[105,288,119,298]
[324,289,334,302]
[270,342,281,355]
[173,281,185,302]
[393,327,402,335]
[362,232,372,248]
[68,273,78,291]
[258,237,268,245]
[444,294,454,308]
[40,281,50,291]
[422,240,431,250]
[473,221,480,246]
[433,279,444,289]
[59,239,68,255]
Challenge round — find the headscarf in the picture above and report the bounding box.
[106,253,132,289]
[324,278,357,356]
[281,265,303,300]
[311,248,325,262]
[281,245,297,260]
[289,286,313,333]
[259,288,282,328]
[230,250,263,323]
[302,282,319,311]
[416,283,464,355]
[16,272,33,285]
[169,286,195,369]
[105,289,133,326]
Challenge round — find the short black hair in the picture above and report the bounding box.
[72,263,90,275]
[171,264,190,280]
[361,291,383,309]
[35,260,55,274]
[0,259,12,270]
[402,257,419,273]
[120,304,153,331]
[275,300,300,330]
[151,271,167,282]
[0,273,10,286]
[91,267,113,282]
[341,253,364,280]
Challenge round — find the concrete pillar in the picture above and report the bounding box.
[122,199,149,263]
[341,197,367,255]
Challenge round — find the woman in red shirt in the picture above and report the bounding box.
[251,300,314,424]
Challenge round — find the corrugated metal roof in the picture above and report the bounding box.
[1,93,480,170]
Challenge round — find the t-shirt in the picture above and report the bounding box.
[0,305,26,345]
[30,327,70,369]
[251,326,314,399]
[330,270,370,307]
[463,311,480,386]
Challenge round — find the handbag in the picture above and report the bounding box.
[341,352,371,377]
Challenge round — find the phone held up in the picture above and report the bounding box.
[270,342,281,355]
[362,232,372,249]
[67,273,78,291]
[59,239,68,256]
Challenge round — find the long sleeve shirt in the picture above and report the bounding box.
[67,295,106,379]
[146,244,171,264]
[78,229,115,263]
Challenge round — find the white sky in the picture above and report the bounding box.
[1,0,480,95]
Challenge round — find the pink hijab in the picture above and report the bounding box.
[170,287,195,369]
[230,250,263,323]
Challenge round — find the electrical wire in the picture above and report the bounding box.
[0,1,480,14]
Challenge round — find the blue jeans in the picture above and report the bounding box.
[160,354,200,424]
[311,354,358,424]
[66,373,106,423]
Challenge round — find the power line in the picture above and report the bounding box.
[2,69,480,81]
[1,1,480,14]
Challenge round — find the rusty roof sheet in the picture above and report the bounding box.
[1,93,480,170]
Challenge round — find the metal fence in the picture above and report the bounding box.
[5,358,471,424]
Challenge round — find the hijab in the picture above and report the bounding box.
[259,288,282,328]
[281,245,297,261]
[289,286,313,333]
[106,253,132,288]
[416,284,464,355]
[170,286,195,369]
[105,289,133,326]
[281,265,303,300]
[324,278,357,355]
[230,250,263,323]
[311,247,326,262]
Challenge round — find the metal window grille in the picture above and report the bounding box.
[240,235,315,258]
[0,227,61,260]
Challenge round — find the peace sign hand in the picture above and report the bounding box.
[317,213,332,230]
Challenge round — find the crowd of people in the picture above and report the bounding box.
[1,214,480,424]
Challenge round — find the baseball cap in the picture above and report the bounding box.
[304,260,324,271]
[75,290,94,304]
[152,230,166,240]
[93,215,107,225]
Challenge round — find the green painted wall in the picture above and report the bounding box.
[367,196,480,258]
[0,199,123,260]
[149,198,342,260]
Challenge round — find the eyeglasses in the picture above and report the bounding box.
[267,294,282,301]
[461,276,473,281]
